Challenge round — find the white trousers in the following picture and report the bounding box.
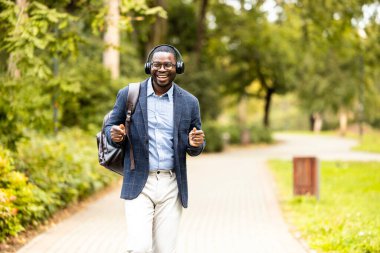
[124,171,182,253]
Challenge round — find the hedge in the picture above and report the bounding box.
[0,128,116,242]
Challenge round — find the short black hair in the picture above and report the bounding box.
[151,45,177,61]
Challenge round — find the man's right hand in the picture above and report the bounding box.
[111,124,126,143]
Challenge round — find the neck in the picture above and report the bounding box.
[152,82,172,96]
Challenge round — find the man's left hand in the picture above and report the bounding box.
[189,127,205,147]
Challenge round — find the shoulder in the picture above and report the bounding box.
[174,84,199,104]
[117,79,147,99]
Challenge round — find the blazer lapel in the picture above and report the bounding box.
[173,83,183,135]
[138,79,149,136]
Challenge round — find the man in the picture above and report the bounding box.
[105,44,205,253]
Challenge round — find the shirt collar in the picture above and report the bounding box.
[147,78,174,102]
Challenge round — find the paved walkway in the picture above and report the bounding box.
[17,133,380,253]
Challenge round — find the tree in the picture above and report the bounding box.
[209,1,298,128]
[286,0,379,133]
[0,0,166,147]
[103,0,120,79]
[0,0,80,146]
[194,0,208,66]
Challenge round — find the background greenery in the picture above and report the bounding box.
[269,160,380,253]
[0,0,379,244]
[0,129,115,242]
[351,130,380,153]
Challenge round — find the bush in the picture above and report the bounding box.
[0,146,46,241]
[0,128,116,242]
[221,123,273,145]
[15,129,115,208]
[202,121,224,153]
[221,124,241,144]
[250,126,273,144]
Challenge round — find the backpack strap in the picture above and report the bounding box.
[124,82,140,170]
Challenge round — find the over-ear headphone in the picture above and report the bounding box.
[144,44,185,75]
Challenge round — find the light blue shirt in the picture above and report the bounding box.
[147,78,174,170]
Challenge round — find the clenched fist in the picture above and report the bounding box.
[111,124,126,143]
[189,127,205,147]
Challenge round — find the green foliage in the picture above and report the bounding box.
[352,130,380,153]
[0,0,80,79]
[221,124,241,145]
[221,123,273,145]
[0,57,116,147]
[250,126,273,144]
[0,0,83,147]
[165,0,223,122]
[57,57,117,129]
[0,146,47,241]
[91,0,166,36]
[207,2,299,127]
[167,0,197,52]
[0,129,116,242]
[202,121,224,153]
[177,68,222,121]
[0,0,170,148]
[0,76,52,148]
[15,128,115,208]
[285,0,380,127]
[269,160,380,252]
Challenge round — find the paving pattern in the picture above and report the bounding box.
[18,133,380,253]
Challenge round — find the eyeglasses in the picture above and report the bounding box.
[151,62,176,70]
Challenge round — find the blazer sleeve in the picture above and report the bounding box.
[104,88,128,147]
[186,97,205,156]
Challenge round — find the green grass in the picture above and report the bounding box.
[351,131,380,153]
[269,160,380,253]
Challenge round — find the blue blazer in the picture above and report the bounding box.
[105,78,205,208]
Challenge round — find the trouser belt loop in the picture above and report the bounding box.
[150,169,174,180]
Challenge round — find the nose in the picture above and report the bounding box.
[158,64,166,71]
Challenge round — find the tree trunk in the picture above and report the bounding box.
[240,0,245,10]
[339,109,348,136]
[263,88,274,128]
[146,0,167,54]
[309,113,315,131]
[238,95,250,145]
[313,112,323,133]
[103,0,120,79]
[194,0,208,66]
[8,0,28,78]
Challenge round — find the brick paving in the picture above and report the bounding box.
[177,154,307,253]
[20,133,380,253]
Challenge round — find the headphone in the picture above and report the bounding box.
[144,44,185,75]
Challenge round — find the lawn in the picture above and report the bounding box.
[352,130,380,153]
[269,160,380,253]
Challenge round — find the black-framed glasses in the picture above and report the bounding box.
[151,62,175,70]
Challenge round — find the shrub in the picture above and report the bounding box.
[221,123,273,145]
[221,124,241,144]
[15,129,115,209]
[202,121,224,153]
[0,146,46,241]
[250,126,273,144]
[0,128,116,242]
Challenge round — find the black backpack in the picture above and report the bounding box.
[96,83,140,175]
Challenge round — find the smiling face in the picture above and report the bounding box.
[150,51,177,95]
